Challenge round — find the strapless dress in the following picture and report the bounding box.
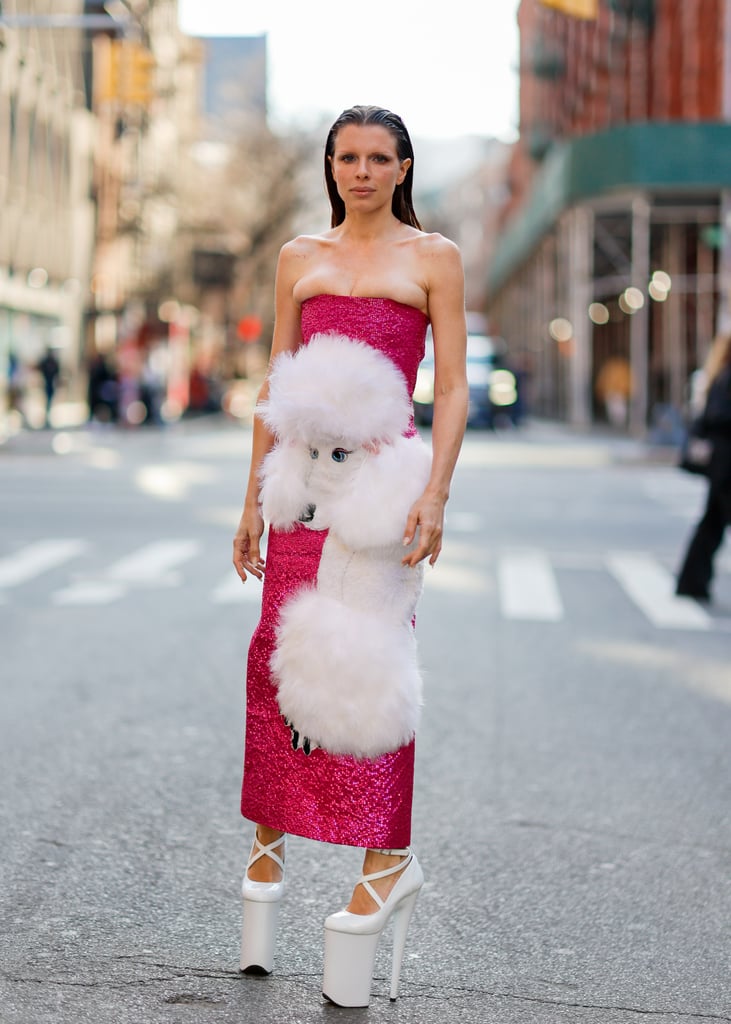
[240,294,429,847]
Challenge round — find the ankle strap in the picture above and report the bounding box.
[247,832,286,872]
[358,849,412,909]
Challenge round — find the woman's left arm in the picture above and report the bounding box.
[402,237,468,567]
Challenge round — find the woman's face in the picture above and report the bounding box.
[328,123,411,213]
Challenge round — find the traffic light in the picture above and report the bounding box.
[122,42,155,106]
[97,39,155,107]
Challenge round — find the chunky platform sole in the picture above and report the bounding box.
[322,888,419,1006]
[240,897,281,975]
[323,929,380,1007]
[239,832,285,975]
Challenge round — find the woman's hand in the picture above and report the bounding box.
[401,489,446,568]
[233,505,266,582]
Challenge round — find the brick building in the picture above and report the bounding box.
[489,0,731,432]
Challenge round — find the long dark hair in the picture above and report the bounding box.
[324,105,422,230]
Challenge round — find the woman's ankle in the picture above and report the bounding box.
[256,824,285,846]
[246,825,285,884]
[346,849,408,915]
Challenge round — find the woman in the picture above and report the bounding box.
[232,104,468,1006]
[676,332,731,601]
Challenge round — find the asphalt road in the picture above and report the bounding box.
[0,418,729,1024]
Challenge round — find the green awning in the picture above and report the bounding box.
[489,121,731,294]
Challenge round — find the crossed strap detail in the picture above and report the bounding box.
[356,848,412,910]
[246,832,286,876]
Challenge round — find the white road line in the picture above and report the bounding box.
[211,572,263,604]
[497,550,564,621]
[606,552,713,631]
[52,582,126,606]
[446,512,484,534]
[550,551,605,570]
[424,562,489,595]
[0,540,86,588]
[107,540,200,584]
[51,540,201,605]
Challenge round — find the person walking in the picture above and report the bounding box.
[231,104,468,1006]
[676,332,731,601]
[37,347,60,428]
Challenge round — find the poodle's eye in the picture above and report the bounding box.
[331,448,351,463]
[310,448,319,460]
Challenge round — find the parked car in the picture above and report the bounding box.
[413,330,518,428]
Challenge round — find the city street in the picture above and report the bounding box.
[0,418,729,1024]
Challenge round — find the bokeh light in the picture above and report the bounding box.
[649,270,671,301]
[588,302,610,325]
[618,287,645,314]
[549,317,573,342]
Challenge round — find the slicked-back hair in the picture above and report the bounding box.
[324,105,422,230]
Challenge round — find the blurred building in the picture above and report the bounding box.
[89,15,273,425]
[0,2,292,431]
[415,137,512,312]
[182,32,269,388]
[489,0,731,432]
[0,0,206,429]
[0,0,96,430]
[87,0,206,423]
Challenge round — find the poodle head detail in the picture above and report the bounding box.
[257,334,431,545]
[257,333,412,448]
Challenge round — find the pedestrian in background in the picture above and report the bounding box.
[87,351,118,424]
[595,352,633,427]
[36,347,60,428]
[676,332,731,601]
[232,104,468,1006]
[6,351,25,419]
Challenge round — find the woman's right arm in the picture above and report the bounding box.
[232,242,305,582]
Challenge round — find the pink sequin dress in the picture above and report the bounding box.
[240,294,429,848]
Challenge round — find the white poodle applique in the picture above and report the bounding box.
[257,332,432,761]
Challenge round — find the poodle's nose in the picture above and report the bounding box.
[299,503,316,523]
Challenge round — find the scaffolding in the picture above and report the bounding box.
[488,118,731,433]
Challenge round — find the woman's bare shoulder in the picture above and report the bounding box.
[412,231,461,261]
[281,232,334,260]
[411,233,464,299]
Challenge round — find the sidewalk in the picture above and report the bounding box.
[508,417,681,466]
[0,403,245,455]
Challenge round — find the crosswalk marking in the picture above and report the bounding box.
[51,540,201,605]
[0,537,727,631]
[106,540,200,583]
[53,581,126,606]
[0,540,86,588]
[447,512,484,533]
[606,552,713,631]
[211,572,263,604]
[424,562,489,594]
[497,550,564,621]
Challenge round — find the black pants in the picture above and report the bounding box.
[676,482,731,597]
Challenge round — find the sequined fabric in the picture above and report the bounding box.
[240,294,429,847]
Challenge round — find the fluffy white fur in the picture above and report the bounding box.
[271,591,422,759]
[324,436,432,549]
[259,333,432,760]
[260,433,431,544]
[258,439,313,530]
[257,332,412,447]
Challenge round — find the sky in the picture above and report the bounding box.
[178,0,521,142]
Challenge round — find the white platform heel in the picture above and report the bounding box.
[240,831,285,975]
[322,848,424,1006]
